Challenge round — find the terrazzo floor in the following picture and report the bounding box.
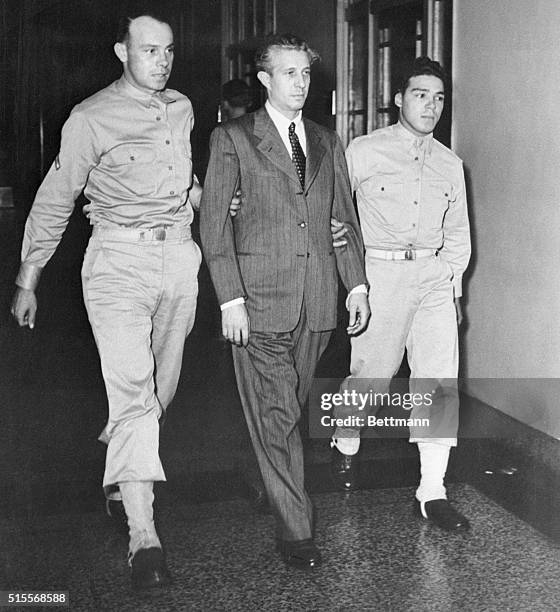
[3,484,560,611]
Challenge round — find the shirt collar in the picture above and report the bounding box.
[116,75,177,107]
[265,101,303,132]
[394,120,434,156]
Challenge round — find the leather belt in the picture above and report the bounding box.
[366,248,437,261]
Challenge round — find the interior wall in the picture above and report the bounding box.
[452,0,560,436]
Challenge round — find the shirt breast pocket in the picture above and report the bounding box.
[423,180,451,229]
[361,175,405,227]
[102,146,157,197]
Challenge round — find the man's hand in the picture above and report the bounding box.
[346,293,370,335]
[229,189,242,217]
[11,287,37,329]
[330,217,348,248]
[454,297,464,326]
[222,303,250,346]
[189,177,203,211]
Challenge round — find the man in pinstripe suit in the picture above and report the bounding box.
[200,34,369,569]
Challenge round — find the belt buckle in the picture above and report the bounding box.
[154,228,166,241]
[405,249,415,260]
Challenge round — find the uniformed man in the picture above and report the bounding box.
[331,57,471,532]
[12,11,201,588]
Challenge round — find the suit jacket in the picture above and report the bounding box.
[200,107,367,333]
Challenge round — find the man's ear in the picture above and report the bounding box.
[114,42,128,64]
[394,91,403,109]
[257,70,270,90]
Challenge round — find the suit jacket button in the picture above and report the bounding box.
[299,222,307,228]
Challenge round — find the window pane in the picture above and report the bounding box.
[348,16,368,139]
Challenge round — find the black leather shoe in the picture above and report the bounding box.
[330,445,359,491]
[131,547,171,590]
[277,539,322,569]
[415,499,470,532]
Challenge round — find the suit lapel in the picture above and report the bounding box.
[253,109,327,192]
[254,109,300,187]
[303,119,326,193]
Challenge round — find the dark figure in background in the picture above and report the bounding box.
[331,57,471,533]
[11,12,203,589]
[221,78,253,122]
[200,34,369,569]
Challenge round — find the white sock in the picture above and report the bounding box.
[331,436,360,456]
[119,481,161,561]
[415,442,450,515]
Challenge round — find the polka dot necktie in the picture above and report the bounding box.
[289,122,306,189]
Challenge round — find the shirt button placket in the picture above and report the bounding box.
[165,135,176,197]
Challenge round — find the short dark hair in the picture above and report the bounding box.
[222,79,251,108]
[255,33,320,73]
[116,9,172,44]
[398,57,447,94]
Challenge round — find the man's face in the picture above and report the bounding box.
[395,74,444,137]
[258,48,311,119]
[115,16,174,94]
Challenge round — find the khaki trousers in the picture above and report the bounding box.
[81,226,200,488]
[335,253,458,446]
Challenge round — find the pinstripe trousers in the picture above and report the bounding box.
[232,306,331,541]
